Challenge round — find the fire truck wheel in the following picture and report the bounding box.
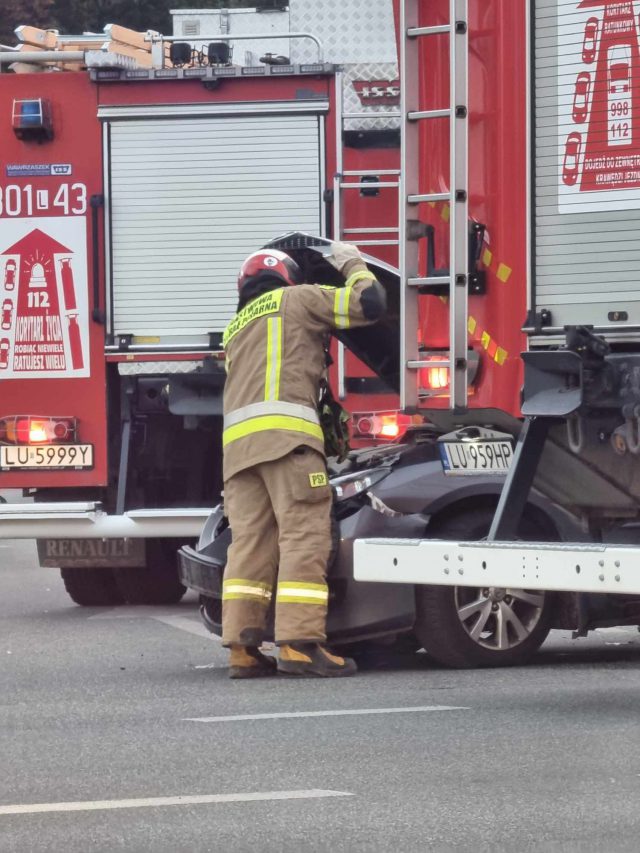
[414,508,554,668]
[112,540,186,605]
[60,567,125,607]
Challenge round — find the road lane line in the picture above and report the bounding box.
[89,607,220,641]
[150,614,215,640]
[185,705,469,723]
[0,789,352,817]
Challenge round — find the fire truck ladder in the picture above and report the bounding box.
[399,0,469,413]
[333,68,401,398]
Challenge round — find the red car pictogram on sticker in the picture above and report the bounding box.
[572,72,591,123]
[562,132,582,186]
[1,299,13,330]
[0,338,9,369]
[582,17,599,64]
[608,46,631,94]
[3,260,17,291]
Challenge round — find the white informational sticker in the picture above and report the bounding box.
[558,0,640,213]
[0,216,90,379]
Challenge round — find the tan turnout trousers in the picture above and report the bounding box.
[222,447,332,646]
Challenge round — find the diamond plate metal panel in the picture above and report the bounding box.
[342,62,400,131]
[290,0,397,65]
[171,1,396,68]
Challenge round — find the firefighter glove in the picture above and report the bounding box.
[326,242,363,273]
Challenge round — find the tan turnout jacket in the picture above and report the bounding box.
[222,262,380,481]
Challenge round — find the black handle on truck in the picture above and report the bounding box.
[90,194,105,324]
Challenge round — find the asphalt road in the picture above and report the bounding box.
[2,540,640,852]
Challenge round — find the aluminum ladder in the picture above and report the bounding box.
[399,0,469,412]
[332,68,401,398]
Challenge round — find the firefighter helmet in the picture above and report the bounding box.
[237,249,302,292]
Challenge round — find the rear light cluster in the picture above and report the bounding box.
[417,351,481,394]
[419,359,450,392]
[0,415,77,445]
[352,411,414,441]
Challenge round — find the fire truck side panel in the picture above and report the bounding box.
[533,0,640,336]
[399,0,527,420]
[98,77,331,345]
[0,73,108,488]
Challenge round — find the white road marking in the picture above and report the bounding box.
[150,614,215,640]
[89,607,219,641]
[185,705,469,723]
[0,789,352,817]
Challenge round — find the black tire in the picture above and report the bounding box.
[113,540,186,605]
[61,567,125,607]
[415,507,554,668]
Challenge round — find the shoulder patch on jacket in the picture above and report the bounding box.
[223,289,285,348]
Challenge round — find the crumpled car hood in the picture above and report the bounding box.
[264,232,400,393]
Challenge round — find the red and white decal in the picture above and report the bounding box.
[353,80,400,106]
[0,216,89,378]
[558,0,640,212]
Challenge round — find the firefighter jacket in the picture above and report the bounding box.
[222,261,385,481]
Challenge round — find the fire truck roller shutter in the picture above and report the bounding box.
[108,114,323,341]
[533,1,640,333]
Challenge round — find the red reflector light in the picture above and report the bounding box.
[0,415,77,444]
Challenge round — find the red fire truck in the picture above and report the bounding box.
[0,3,402,605]
[356,0,640,642]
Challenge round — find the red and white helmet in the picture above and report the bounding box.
[237,249,302,292]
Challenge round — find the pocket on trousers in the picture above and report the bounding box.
[289,448,332,504]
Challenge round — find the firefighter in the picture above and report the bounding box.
[221,242,386,678]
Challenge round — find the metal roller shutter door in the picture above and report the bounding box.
[109,114,322,338]
[534,0,640,332]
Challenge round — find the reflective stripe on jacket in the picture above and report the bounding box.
[222,264,383,480]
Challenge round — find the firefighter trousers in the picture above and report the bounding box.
[221,446,333,646]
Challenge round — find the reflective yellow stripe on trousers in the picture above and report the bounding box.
[276,581,329,606]
[223,578,273,603]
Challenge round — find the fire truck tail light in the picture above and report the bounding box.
[418,351,481,394]
[353,411,413,441]
[0,416,77,444]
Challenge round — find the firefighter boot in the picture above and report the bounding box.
[229,645,277,679]
[277,643,357,678]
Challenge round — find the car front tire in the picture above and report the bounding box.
[414,507,554,668]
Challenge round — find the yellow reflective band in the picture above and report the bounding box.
[223,414,324,447]
[223,289,284,348]
[344,270,375,289]
[334,286,351,329]
[276,582,329,605]
[223,578,272,591]
[309,472,328,488]
[264,316,282,401]
[222,579,273,603]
